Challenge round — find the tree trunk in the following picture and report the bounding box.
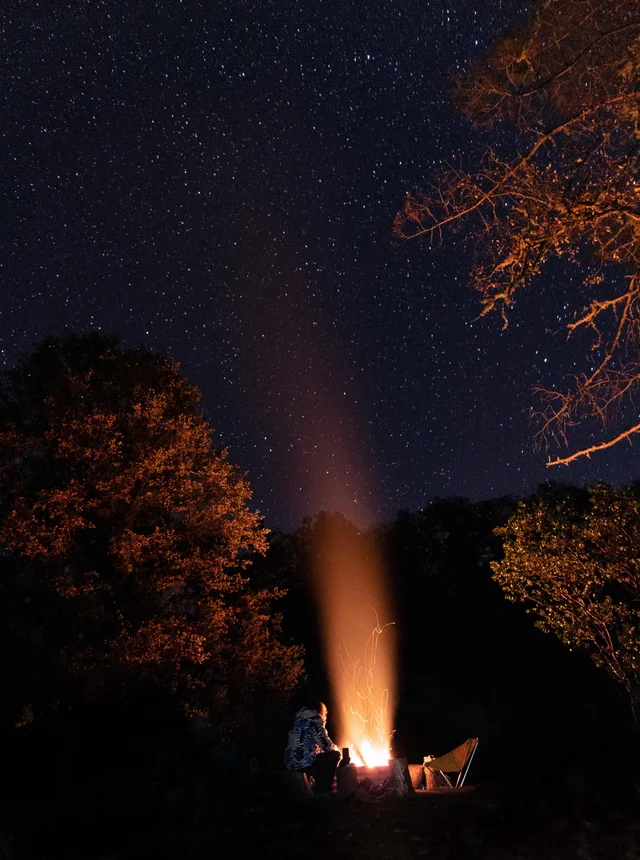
[408,763,424,789]
[336,764,359,799]
[390,757,413,797]
[424,766,438,791]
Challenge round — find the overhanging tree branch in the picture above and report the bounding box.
[396,0,640,465]
[546,420,640,466]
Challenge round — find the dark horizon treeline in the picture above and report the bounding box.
[256,484,639,784]
[5,478,634,766]
[2,482,638,846]
[1,335,639,850]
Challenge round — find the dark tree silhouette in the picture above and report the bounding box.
[395,0,640,466]
[0,334,303,733]
[493,483,640,720]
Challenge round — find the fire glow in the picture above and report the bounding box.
[310,514,396,769]
[339,620,394,767]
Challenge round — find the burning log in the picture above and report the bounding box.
[355,764,390,785]
[350,758,414,799]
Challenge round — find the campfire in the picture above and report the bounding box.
[339,620,394,768]
[309,515,396,774]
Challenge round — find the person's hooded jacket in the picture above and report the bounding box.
[284,707,338,769]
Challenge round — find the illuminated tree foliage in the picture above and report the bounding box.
[0,334,303,729]
[492,484,640,715]
[395,0,640,466]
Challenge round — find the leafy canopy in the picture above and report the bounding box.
[0,334,303,730]
[493,484,640,712]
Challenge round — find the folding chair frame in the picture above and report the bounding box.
[426,738,479,789]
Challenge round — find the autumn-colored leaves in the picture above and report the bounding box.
[0,334,302,729]
[494,484,640,716]
[396,0,640,465]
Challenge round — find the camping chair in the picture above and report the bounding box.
[424,738,478,788]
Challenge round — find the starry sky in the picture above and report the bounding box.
[4,1,640,530]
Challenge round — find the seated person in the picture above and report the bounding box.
[284,700,340,794]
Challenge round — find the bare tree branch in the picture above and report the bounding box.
[546,420,640,466]
[396,0,640,465]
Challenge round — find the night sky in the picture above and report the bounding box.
[4,1,640,531]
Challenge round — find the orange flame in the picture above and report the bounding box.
[309,513,396,769]
[339,619,395,767]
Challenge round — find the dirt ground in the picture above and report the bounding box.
[200,786,640,860]
[34,781,640,860]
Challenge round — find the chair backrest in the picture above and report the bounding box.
[426,738,478,774]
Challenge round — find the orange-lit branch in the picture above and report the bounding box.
[395,0,640,465]
[546,420,640,466]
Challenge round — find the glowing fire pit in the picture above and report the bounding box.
[309,514,396,786]
[337,752,413,799]
[353,764,390,784]
[348,741,390,769]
